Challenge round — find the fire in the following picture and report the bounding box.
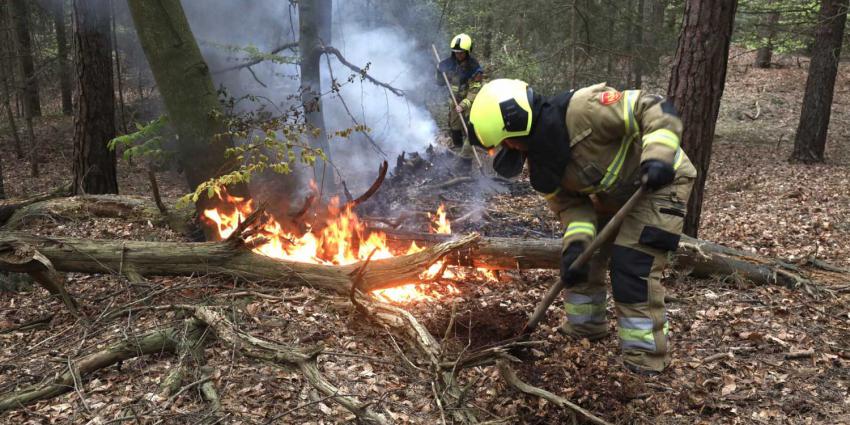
[203,192,495,303]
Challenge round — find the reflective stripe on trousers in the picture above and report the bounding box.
[564,291,607,327]
[618,316,669,351]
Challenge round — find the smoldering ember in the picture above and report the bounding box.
[0,0,848,424]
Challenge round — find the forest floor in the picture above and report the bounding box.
[0,53,848,424]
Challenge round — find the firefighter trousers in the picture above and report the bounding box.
[561,174,694,372]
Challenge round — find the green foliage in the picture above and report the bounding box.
[437,0,683,93]
[107,115,171,163]
[203,41,298,66]
[735,0,820,55]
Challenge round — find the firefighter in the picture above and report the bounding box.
[468,79,697,375]
[436,33,484,159]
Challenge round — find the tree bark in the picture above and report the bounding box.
[0,232,478,294]
[755,5,780,69]
[0,228,834,295]
[126,0,246,239]
[666,0,738,237]
[372,229,834,291]
[633,0,645,88]
[52,0,73,116]
[790,0,848,163]
[72,0,118,195]
[9,0,40,118]
[299,0,335,194]
[0,5,24,160]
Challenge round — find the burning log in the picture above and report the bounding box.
[0,231,478,295]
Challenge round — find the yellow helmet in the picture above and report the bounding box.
[469,79,534,148]
[450,33,473,52]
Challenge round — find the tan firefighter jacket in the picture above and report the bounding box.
[543,83,698,248]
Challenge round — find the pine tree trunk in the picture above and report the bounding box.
[25,116,37,177]
[72,0,118,195]
[790,0,848,163]
[299,0,335,194]
[9,0,40,118]
[111,0,128,134]
[126,0,246,240]
[754,7,780,69]
[52,0,73,116]
[633,0,645,88]
[667,0,738,238]
[0,6,24,160]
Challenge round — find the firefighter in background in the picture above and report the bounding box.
[436,33,484,160]
[468,79,696,375]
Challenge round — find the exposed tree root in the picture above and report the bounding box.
[496,360,613,425]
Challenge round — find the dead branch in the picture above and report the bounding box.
[744,100,762,120]
[422,176,475,192]
[224,201,268,245]
[0,184,71,226]
[323,50,388,157]
[344,161,389,210]
[0,241,79,317]
[0,320,204,412]
[147,169,167,214]
[321,46,405,97]
[496,360,613,425]
[291,194,316,222]
[212,42,298,74]
[188,306,388,424]
[786,349,815,359]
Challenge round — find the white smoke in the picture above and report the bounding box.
[181,0,441,192]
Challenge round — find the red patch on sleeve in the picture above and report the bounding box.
[599,91,622,106]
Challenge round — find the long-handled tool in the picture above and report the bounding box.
[430,44,484,172]
[520,185,647,335]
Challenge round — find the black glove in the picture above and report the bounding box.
[640,159,675,190]
[560,242,589,287]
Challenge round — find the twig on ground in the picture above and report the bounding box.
[496,359,613,425]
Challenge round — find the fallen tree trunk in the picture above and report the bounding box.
[0,231,477,295]
[373,229,841,293]
[0,185,71,226]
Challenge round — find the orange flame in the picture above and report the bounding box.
[202,192,496,303]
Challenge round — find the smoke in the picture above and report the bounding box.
[181,0,443,193]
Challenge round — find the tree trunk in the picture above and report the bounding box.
[111,0,128,134]
[25,115,37,177]
[754,6,780,69]
[482,14,493,60]
[126,0,245,239]
[52,0,73,116]
[633,0,645,88]
[666,0,738,238]
[299,0,335,194]
[0,6,24,160]
[789,0,848,163]
[9,0,40,118]
[72,0,118,195]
